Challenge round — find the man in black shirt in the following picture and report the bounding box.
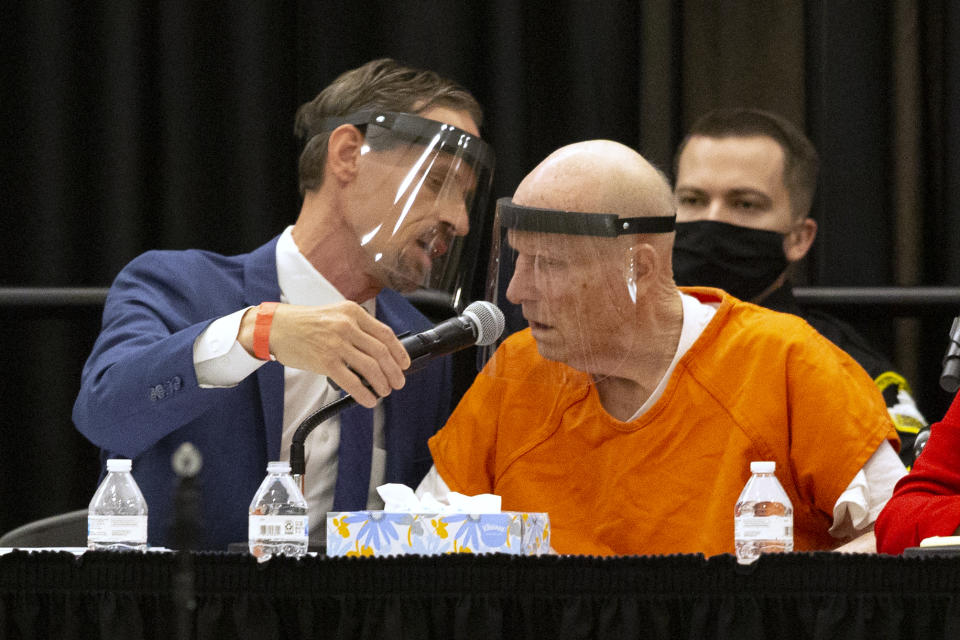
[671,107,926,466]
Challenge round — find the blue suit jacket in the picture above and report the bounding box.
[73,237,452,550]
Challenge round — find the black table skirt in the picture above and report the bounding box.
[2,550,959,639]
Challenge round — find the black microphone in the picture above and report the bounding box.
[400,300,505,373]
[915,314,960,462]
[329,300,505,392]
[941,315,960,393]
[290,301,506,487]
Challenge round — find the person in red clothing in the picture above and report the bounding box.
[875,390,960,554]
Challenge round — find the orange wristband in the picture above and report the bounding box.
[253,302,279,361]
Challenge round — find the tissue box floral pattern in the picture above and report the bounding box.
[326,511,550,557]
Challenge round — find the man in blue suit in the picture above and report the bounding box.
[73,59,494,550]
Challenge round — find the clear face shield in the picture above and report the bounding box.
[484,197,676,386]
[318,110,495,304]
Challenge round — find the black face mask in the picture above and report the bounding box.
[673,220,789,301]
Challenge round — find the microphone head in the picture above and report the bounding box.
[462,301,505,346]
[172,442,203,479]
[941,362,960,394]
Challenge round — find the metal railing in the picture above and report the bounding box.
[1,286,958,315]
[792,286,960,315]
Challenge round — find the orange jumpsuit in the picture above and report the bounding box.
[429,288,899,556]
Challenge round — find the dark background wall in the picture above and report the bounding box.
[2,0,959,537]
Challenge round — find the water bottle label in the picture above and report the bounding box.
[249,515,309,541]
[88,515,148,542]
[735,515,791,540]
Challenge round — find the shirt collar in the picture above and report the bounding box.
[275,226,376,315]
[627,291,717,421]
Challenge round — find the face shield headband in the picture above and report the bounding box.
[494,198,676,237]
[317,110,494,174]
[315,110,495,302]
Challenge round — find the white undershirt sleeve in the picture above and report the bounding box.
[193,307,265,388]
[829,440,907,538]
[415,465,452,504]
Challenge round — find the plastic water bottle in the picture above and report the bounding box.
[734,460,793,564]
[87,458,149,551]
[248,461,309,560]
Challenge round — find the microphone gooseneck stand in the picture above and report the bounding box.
[290,395,357,495]
[171,442,203,640]
[287,341,459,494]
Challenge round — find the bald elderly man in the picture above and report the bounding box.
[418,140,904,557]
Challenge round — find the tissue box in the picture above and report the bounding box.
[326,511,550,557]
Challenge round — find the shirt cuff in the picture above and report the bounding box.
[193,308,265,388]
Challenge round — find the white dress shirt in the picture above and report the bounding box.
[193,226,386,544]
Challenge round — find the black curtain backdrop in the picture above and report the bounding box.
[1,1,959,538]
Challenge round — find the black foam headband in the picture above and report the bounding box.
[497,198,675,236]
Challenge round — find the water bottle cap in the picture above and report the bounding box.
[750,461,775,473]
[106,458,132,472]
[267,461,291,474]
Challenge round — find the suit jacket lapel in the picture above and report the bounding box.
[375,289,438,481]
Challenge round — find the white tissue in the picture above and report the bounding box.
[376,483,501,514]
[446,491,501,513]
[377,483,423,512]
